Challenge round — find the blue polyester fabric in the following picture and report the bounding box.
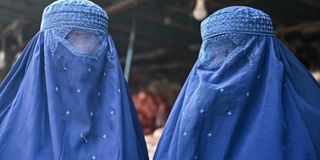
[0,0,148,159]
[154,6,320,160]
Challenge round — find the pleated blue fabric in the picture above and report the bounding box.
[0,0,148,159]
[154,6,320,160]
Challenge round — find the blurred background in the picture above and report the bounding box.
[0,0,319,158]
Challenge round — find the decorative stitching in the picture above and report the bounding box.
[40,0,108,34]
[201,6,274,41]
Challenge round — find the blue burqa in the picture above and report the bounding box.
[154,6,320,160]
[0,0,148,159]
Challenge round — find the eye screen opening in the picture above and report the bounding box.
[65,29,103,56]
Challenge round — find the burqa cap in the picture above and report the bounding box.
[201,6,274,40]
[40,0,109,33]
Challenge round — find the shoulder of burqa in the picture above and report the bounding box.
[0,0,149,159]
[154,6,320,160]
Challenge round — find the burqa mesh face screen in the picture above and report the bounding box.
[0,0,148,159]
[65,29,103,55]
[154,6,320,160]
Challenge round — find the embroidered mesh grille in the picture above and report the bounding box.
[198,34,237,69]
[65,29,102,55]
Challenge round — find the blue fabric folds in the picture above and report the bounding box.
[0,0,148,159]
[154,6,320,160]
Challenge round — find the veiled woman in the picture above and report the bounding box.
[0,0,148,159]
[155,6,320,160]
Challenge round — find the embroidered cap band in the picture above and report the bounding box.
[201,6,274,40]
[40,0,108,33]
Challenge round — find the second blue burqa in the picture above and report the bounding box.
[0,0,148,159]
[155,6,320,160]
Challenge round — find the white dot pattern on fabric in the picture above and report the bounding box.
[90,112,94,117]
[63,66,67,71]
[77,89,81,93]
[117,89,121,93]
[55,87,59,91]
[208,132,213,138]
[227,111,232,116]
[257,74,260,79]
[102,134,107,139]
[194,155,198,159]
[97,92,101,96]
[66,110,70,115]
[103,72,106,76]
[92,155,96,160]
[246,92,250,96]
[110,110,115,115]
[219,88,224,93]
[80,133,88,143]
[200,109,205,114]
[183,131,187,136]
[88,68,91,72]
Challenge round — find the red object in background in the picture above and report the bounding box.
[133,91,169,134]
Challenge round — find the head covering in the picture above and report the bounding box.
[0,0,148,159]
[154,6,320,160]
